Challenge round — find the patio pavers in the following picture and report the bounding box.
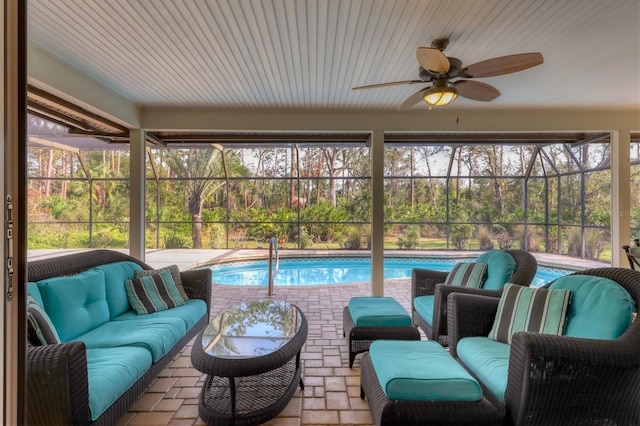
[118,279,419,426]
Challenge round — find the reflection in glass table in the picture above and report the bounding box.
[192,300,308,425]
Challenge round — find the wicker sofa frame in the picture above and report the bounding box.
[448,267,640,425]
[411,250,537,344]
[26,250,212,426]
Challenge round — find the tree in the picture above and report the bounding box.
[160,148,226,248]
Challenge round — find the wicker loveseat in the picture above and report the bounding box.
[412,250,537,344]
[26,250,212,426]
[448,267,640,425]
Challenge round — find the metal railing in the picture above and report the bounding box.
[267,237,279,296]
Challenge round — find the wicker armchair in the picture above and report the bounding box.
[448,267,640,426]
[411,250,537,344]
[622,244,640,270]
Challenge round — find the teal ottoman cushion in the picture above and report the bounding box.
[79,316,186,362]
[550,275,636,340]
[93,262,143,319]
[37,269,109,342]
[115,298,207,331]
[369,340,482,401]
[457,337,510,404]
[348,297,411,327]
[86,346,153,421]
[413,295,435,326]
[476,251,517,290]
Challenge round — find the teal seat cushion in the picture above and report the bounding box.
[348,297,411,327]
[549,275,636,340]
[413,295,435,326]
[115,299,207,332]
[86,346,153,421]
[476,251,517,290]
[93,262,143,319]
[369,340,482,401]
[457,337,510,404]
[78,316,186,362]
[37,269,109,342]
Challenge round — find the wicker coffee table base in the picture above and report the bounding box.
[198,357,303,426]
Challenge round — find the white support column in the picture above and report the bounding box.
[129,129,146,261]
[611,130,631,267]
[370,131,385,296]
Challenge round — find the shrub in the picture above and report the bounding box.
[164,232,188,249]
[397,225,421,249]
[342,227,362,250]
[299,228,313,249]
[450,223,474,249]
[478,225,494,250]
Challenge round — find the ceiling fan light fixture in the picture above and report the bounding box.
[423,86,457,106]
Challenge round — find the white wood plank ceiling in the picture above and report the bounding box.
[27,0,640,110]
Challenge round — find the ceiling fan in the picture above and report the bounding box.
[352,39,543,108]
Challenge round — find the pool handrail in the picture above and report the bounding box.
[268,237,279,296]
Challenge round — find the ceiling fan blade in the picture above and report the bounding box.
[454,80,500,101]
[398,88,429,110]
[352,80,425,90]
[416,47,450,73]
[460,52,543,78]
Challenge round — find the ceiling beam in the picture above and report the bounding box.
[28,85,128,134]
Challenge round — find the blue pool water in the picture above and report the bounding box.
[207,256,571,287]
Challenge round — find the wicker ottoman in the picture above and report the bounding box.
[360,340,500,426]
[343,297,421,368]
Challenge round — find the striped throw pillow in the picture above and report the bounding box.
[444,262,488,288]
[27,295,61,345]
[488,283,572,344]
[135,265,189,300]
[125,269,185,315]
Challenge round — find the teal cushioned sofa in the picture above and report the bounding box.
[26,250,212,426]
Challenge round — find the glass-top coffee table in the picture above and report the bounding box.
[191,299,308,426]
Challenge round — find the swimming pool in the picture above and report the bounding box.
[206,256,572,287]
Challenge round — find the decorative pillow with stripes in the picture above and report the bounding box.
[27,294,61,345]
[125,269,185,315]
[444,262,488,288]
[488,283,572,344]
[135,264,189,300]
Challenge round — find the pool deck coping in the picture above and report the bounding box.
[28,248,609,273]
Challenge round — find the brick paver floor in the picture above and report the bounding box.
[117,278,420,426]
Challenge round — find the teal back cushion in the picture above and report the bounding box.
[476,251,517,290]
[549,275,636,340]
[94,262,143,319]
[27,282,44,306]
[37,268,109,342]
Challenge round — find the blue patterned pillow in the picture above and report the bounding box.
[125,269,185,315]
[27,294,61,345]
